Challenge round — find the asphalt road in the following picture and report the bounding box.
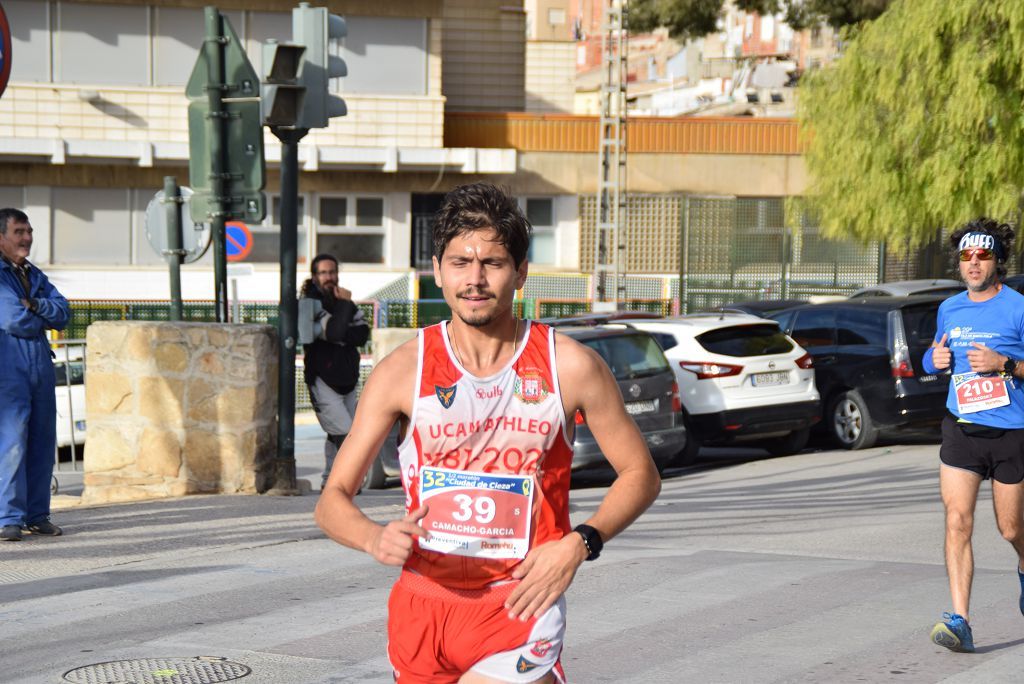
[6,432,1024,683]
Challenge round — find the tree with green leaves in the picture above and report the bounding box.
[799,0,1024,247]
[630,0,890,40]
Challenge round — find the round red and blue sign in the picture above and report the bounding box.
[225,221,253,262]
[0,5,11,100]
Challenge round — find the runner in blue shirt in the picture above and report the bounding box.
[924,217,1024,652]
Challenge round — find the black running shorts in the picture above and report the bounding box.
[940,414,1024,484]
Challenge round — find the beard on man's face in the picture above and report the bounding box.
[457,310,496,327]
[966,271,999,293]
[317,279,337,304]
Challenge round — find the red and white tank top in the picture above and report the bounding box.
[397,320,574,589]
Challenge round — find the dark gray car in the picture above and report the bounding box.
[558,325,687,473]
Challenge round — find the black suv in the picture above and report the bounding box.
[769,296,949,449]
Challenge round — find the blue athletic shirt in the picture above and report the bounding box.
[935,286,1024,428]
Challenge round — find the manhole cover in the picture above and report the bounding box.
[63,656,250,683]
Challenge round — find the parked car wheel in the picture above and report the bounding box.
[672,413,702,466]
[362,455,388,490]
[676,437,702,466]
[763,427,810,456]
[828,390,878,450]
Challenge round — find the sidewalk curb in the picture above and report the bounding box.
[48,479,316,511]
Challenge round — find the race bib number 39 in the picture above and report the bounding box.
[418,466,534,559]
[953,372,1011,414]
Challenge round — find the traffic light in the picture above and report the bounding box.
[261,40,306,127]
[292,2,348,129]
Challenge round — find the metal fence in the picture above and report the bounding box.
[679,195,881,311]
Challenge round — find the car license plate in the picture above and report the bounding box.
[752,371,789,387]
[625,399,658,415]
[75,420,86,431]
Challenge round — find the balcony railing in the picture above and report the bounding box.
[444,112,802,155]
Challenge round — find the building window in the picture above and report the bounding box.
[56,3,149,86]
[0,187,24,211]
[337,17,427,95]
[7,0,50,83]
[244,195,308,264]
[53,188,132,264]
[245,11,291,72]
[548,9,566,26]
[525,198,555,266]
[811,26,824,49]
[316,195,386,265]
[154,8,243,86]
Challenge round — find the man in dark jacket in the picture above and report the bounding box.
[0,208,70,541]
[300,254,369,489]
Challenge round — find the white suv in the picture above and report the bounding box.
[620,314,820,464]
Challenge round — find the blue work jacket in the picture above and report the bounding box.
[0,258,70,380]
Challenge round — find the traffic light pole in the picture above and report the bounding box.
[270,126,308,493]
[204,7,229,323]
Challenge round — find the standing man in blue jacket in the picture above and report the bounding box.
[0,208,70,542]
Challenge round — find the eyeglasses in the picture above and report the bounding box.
[959,248,995,262]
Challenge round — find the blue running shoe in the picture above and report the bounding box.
[1018,566,1024,616]
[930,613,974,653]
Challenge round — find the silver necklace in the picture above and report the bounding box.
[449,317,519,371]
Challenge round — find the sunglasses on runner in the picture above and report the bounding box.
[959,248,995,262]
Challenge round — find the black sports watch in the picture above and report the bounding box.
[1004,356,1017,376]
[573,524,603,561]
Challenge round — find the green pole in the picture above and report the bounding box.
[270,126,308,493]
[204,7,228,323]
[163,176,184,321]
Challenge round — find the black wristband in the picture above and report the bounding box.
[573,524,603,561]
[1005,356,1017,376]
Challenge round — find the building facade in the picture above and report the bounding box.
[3,0,876,312]
[1,0,527,301]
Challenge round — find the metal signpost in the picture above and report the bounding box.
[144,183,212,320]
[185,7,265,323]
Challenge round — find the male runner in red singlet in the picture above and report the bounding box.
[315,182,661,683]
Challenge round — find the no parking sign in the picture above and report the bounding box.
[0,4,12,100]
[225,221,253,262]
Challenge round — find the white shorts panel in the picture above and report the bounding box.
[469,595,566,682]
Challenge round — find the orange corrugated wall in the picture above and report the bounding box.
[443,112,802,155]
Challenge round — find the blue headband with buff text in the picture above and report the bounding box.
[959,232,1006,260]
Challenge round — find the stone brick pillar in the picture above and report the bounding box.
[83,321,278,504]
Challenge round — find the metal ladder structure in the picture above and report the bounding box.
[593,0,628,310]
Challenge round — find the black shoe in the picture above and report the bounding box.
[26,520,62,536]
[1,524,22,541]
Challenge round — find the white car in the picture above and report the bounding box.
[54,347,86,448]
[620,314,820,464]
[849,279,963,298]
